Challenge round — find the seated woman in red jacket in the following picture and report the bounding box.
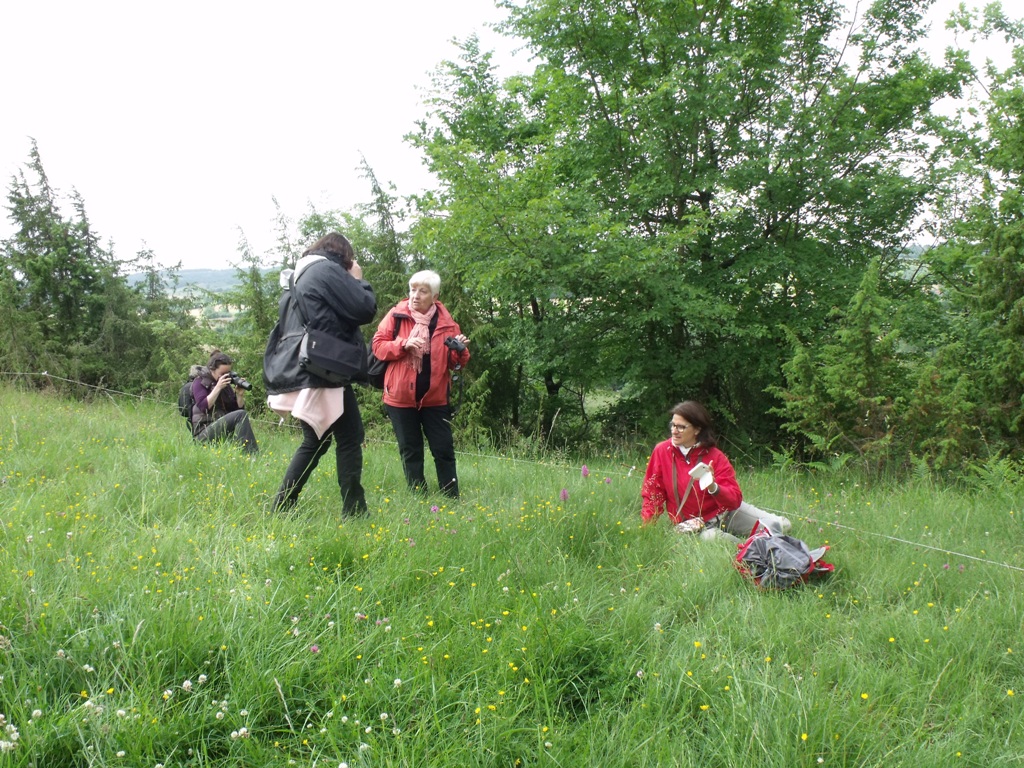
[641,400,741,531]
[641,400,791,538]
[371,270,470,499]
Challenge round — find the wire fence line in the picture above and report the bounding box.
[0,370,640,477]
[4,370,1022,575]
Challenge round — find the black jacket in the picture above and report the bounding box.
[263,255,377,394]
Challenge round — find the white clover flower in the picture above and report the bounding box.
[117,750,125,757]
[358,743,370,752]
[340,716,348,724]
[82,664,95,673]
[116,709,127,718]
[181,680,193,692]
[393,678,402,688]
[392,727,401,735]
[380,712,388,721]
[198,674,207,684]
[239,709,248,717]
[215,711,225,720]
[636,669,644,679]
[654,623,662,632]
[545,741,553,748]
[31,710,41,719]
[364,726,372,734]
[340,763,349,768]
[25,535,32,543]
[265,579,272,587]
[56,650,66,658]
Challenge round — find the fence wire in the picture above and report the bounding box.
[3,370,1022,575]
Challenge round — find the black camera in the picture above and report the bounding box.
[444,336,466,353]
[228,371,253,391]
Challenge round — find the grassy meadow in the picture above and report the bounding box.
[0,384,1022,767]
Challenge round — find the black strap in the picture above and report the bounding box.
[448,347,465,417]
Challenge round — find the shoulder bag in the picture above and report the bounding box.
[290,271,366,386]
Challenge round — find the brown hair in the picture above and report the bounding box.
[670,400,717,447]
[208,349,233,371]
[303,232,354,269]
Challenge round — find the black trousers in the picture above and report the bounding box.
[196,409,258,454]
[274,387,367,514]
[385,404,459,498]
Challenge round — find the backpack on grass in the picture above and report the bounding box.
[735,523,834,590]
[177,365,204,427]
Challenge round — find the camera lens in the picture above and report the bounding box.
[229,372,253,391]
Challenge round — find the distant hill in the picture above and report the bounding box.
[126,268,273,294]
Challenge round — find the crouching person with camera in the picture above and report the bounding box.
[372,270,469,499]
[191,350,259,454]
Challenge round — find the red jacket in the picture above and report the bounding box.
[372,299,470,408]
[640,440,743,524]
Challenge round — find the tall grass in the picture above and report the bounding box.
[0,384,1021,767]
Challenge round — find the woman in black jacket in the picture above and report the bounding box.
[263,232,377,515]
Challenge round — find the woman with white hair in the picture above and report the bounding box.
[371,270,470,499]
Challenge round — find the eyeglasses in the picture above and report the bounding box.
[669,423,691,432]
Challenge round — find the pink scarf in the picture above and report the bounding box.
[404,304,437,373]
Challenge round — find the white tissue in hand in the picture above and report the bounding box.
[689,462,714,490]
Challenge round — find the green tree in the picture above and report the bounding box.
[920,5,1024,461]
[411,0,971,448]
[1,142,203,396]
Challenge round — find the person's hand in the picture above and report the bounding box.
[348,260,363,280]
[675,518,705,534]
[404,336,427,352]
[689,461,715,491]
[453,333,469,347]
[208,373,230,408]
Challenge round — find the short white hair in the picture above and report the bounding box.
[409,270,441,297]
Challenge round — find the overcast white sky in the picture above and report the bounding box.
[0,0,529,270]
[0,1,1007,271]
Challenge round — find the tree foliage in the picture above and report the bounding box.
[1,141,202,395]
[410,0,971,450]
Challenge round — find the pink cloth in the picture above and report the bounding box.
[403,304,437,373]
[267,387,344,440]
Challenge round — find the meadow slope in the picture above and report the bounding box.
[0,385,1021,767]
